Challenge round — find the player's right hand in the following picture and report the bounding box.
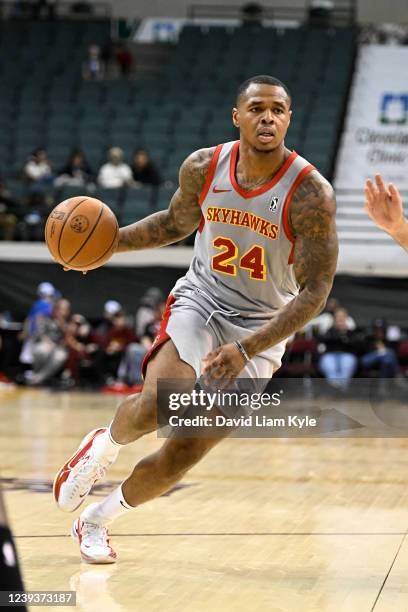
[365,174,404,234]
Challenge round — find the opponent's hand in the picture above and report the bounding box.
[365,174,404,234]
[202,343,247,385]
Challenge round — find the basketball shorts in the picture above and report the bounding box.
[142,284,287,387]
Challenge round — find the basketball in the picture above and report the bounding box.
[45,196,119,272]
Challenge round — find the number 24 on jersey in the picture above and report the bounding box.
[211,236,266,281]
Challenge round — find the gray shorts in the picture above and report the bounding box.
[142,284,287,386]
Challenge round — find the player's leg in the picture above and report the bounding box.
[0,490,27,610]
[74,428,229,564]
[54,339,197,513]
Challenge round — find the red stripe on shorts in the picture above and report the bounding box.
[141,294,176,379]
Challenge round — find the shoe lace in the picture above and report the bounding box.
[81,521,108,547]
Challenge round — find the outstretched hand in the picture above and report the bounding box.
[365,174,404,234]
[202,343,247,386]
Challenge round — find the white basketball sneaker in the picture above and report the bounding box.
[72,516,117,564]
[53,428,113,512]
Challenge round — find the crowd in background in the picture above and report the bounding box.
[0,285,407,392]
[1,281,165,390]
[0,146,162,241]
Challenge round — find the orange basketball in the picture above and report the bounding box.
[45,196,119,272]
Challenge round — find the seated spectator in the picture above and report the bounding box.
[24,298,71,386]
[117,341,147,386]
[306,297,356,335]
[101,312,138,383]
[18,191,48,241]
[0,180,20,240]
[361,318,399,378]
[131,149,161,187]
[142,300,166,346]
[95,300,123,337]
[114,43,134,77]
[318,308,359,390]
[54,149,94,187]
[64,314,102,386]
[135,287,164,337]
[19,282,59,365]
[97,147,132,188]
[82,44,105,80]
[23,148,53,190]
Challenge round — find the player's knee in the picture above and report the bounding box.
[160,439,209,479]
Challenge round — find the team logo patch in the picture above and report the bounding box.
[70,215,90,233]
[268,196,279,212]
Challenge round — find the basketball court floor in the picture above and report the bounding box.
[1,387,408,612]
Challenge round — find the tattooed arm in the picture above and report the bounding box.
[116,147,215,252]
[241,170,338,358]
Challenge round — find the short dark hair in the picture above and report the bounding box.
[236,75,292,106]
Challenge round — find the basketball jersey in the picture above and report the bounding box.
[174,140,315,319]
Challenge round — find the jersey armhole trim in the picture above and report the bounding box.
[282,164,316,264]
[198,144,223,206]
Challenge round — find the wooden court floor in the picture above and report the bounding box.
[1,387,408,612]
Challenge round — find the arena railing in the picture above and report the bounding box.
[187,0,356,27]
[0,1,111,20]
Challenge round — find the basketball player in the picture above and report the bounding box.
[54,75,338,563]
[365,174,408,251]
[0,490,27,609]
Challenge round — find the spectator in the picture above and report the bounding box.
[82,44,105,81]
[54,149,94,188]
[114,43,134,77]
[19,282,59,365]
[131,149,161,187]
[24,298,71,386]
[95,300,123,337]
[117,341,147,386]
[361,319,399,378]
[18,191,48,241]
[97,147,132,188]
[64,314,102,386]
[135,287,164,337]
[318,308,359,390]
[0,180,20,241]
[142,300,166,345]
[23,148,53,189]
[101,312,137,383]
[306,297,356,335]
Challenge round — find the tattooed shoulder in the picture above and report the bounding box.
[179,146,217,197]
[289,170,336,240]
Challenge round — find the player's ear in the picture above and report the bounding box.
[232,107,239,128]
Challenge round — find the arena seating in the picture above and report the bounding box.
[0,20,356,226]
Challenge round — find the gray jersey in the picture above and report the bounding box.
[174,140,315,319]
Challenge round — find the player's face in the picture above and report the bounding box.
[232,84,291,153]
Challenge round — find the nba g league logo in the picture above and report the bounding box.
[269,196,279,212]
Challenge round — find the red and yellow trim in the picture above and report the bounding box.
[141,294,176,379]
[229,141,298,199]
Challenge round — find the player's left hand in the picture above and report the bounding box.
[202,343,247,385]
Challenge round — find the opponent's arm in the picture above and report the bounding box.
[365,174,408,251]
[241,171,338,358]
[116,147,215,252]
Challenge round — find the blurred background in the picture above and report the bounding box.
[0,0,407,392]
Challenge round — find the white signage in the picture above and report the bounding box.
[335,46,408,189]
